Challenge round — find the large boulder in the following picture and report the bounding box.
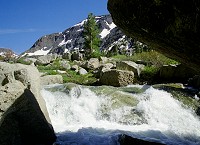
[60,60,71,70]
[71,52,83,61]
[0,62,56,145]
[71,65,79,72]
[159,64,196,82]
[0,89,56,145]
[94,63,115,78]
[116,61,144,77]
[35,54,58,65]
[82,58,100,70]
[100,69,135,87]
[188,75,200,88]
[40,75,63,86]
[108,0,200,73]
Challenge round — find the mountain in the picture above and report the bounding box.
[21,15,142,57]
[0,48,18,58]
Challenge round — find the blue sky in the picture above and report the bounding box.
[0,0,109,54]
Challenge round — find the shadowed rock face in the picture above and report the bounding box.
[0,89,56,145]
[108,0,200,73]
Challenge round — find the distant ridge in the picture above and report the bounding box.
[0,48,18,58]
[21,15,136,57]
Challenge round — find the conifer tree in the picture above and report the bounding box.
[83,13,100,59]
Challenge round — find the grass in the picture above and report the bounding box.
[16,58,32,65]
[38,61,97,85]
[112,50,179,67]
[111,50,179,84]
[36,50,180,85]
[61,70,97,85]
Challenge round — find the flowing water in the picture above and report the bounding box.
[41,83,200,145]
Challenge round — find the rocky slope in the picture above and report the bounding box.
[21,15,140,57]
[0,48,17,58]
[107,0,200,73]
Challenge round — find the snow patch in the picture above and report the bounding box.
[58,39,72,47]
[77,29,83,32]
[95,16,103,19]
[74,20,87,27]
[64,49,69,53]
[58,40,66,47]
[100,22,116,38]
[110,22,116,29]
[26,49,50,56]
[108,35,126,50]
[100,29,110,38]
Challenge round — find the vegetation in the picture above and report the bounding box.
[83,13,101,59]
[61,70,97,85]
[37,59,97,85]
[16,58,32,65]
[111,50,179,84]
[139,66,159,84]
[112,50,179,67]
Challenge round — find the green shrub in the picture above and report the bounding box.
[139,66,159,84]
[112,50,179,67]
[91,49,102,58]
[61,70,97,85]
[16,58,32,65]
[39,69,58,76]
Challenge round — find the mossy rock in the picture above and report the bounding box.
[119,86,146,94]
[109,91,139,109]
[44,83,78,94]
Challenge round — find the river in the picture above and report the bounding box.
[41,83,200,145]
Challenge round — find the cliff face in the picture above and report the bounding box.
[108,0,200,73]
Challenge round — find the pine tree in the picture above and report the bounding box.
[83,13,100,59]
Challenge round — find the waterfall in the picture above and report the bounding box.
[41,84,200,145]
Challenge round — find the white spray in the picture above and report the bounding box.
[41,84,200,145]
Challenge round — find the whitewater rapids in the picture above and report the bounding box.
[41,84,200,145]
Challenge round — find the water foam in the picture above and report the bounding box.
[41,84,200,145]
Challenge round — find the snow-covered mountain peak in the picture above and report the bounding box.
[21,15,136,57]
